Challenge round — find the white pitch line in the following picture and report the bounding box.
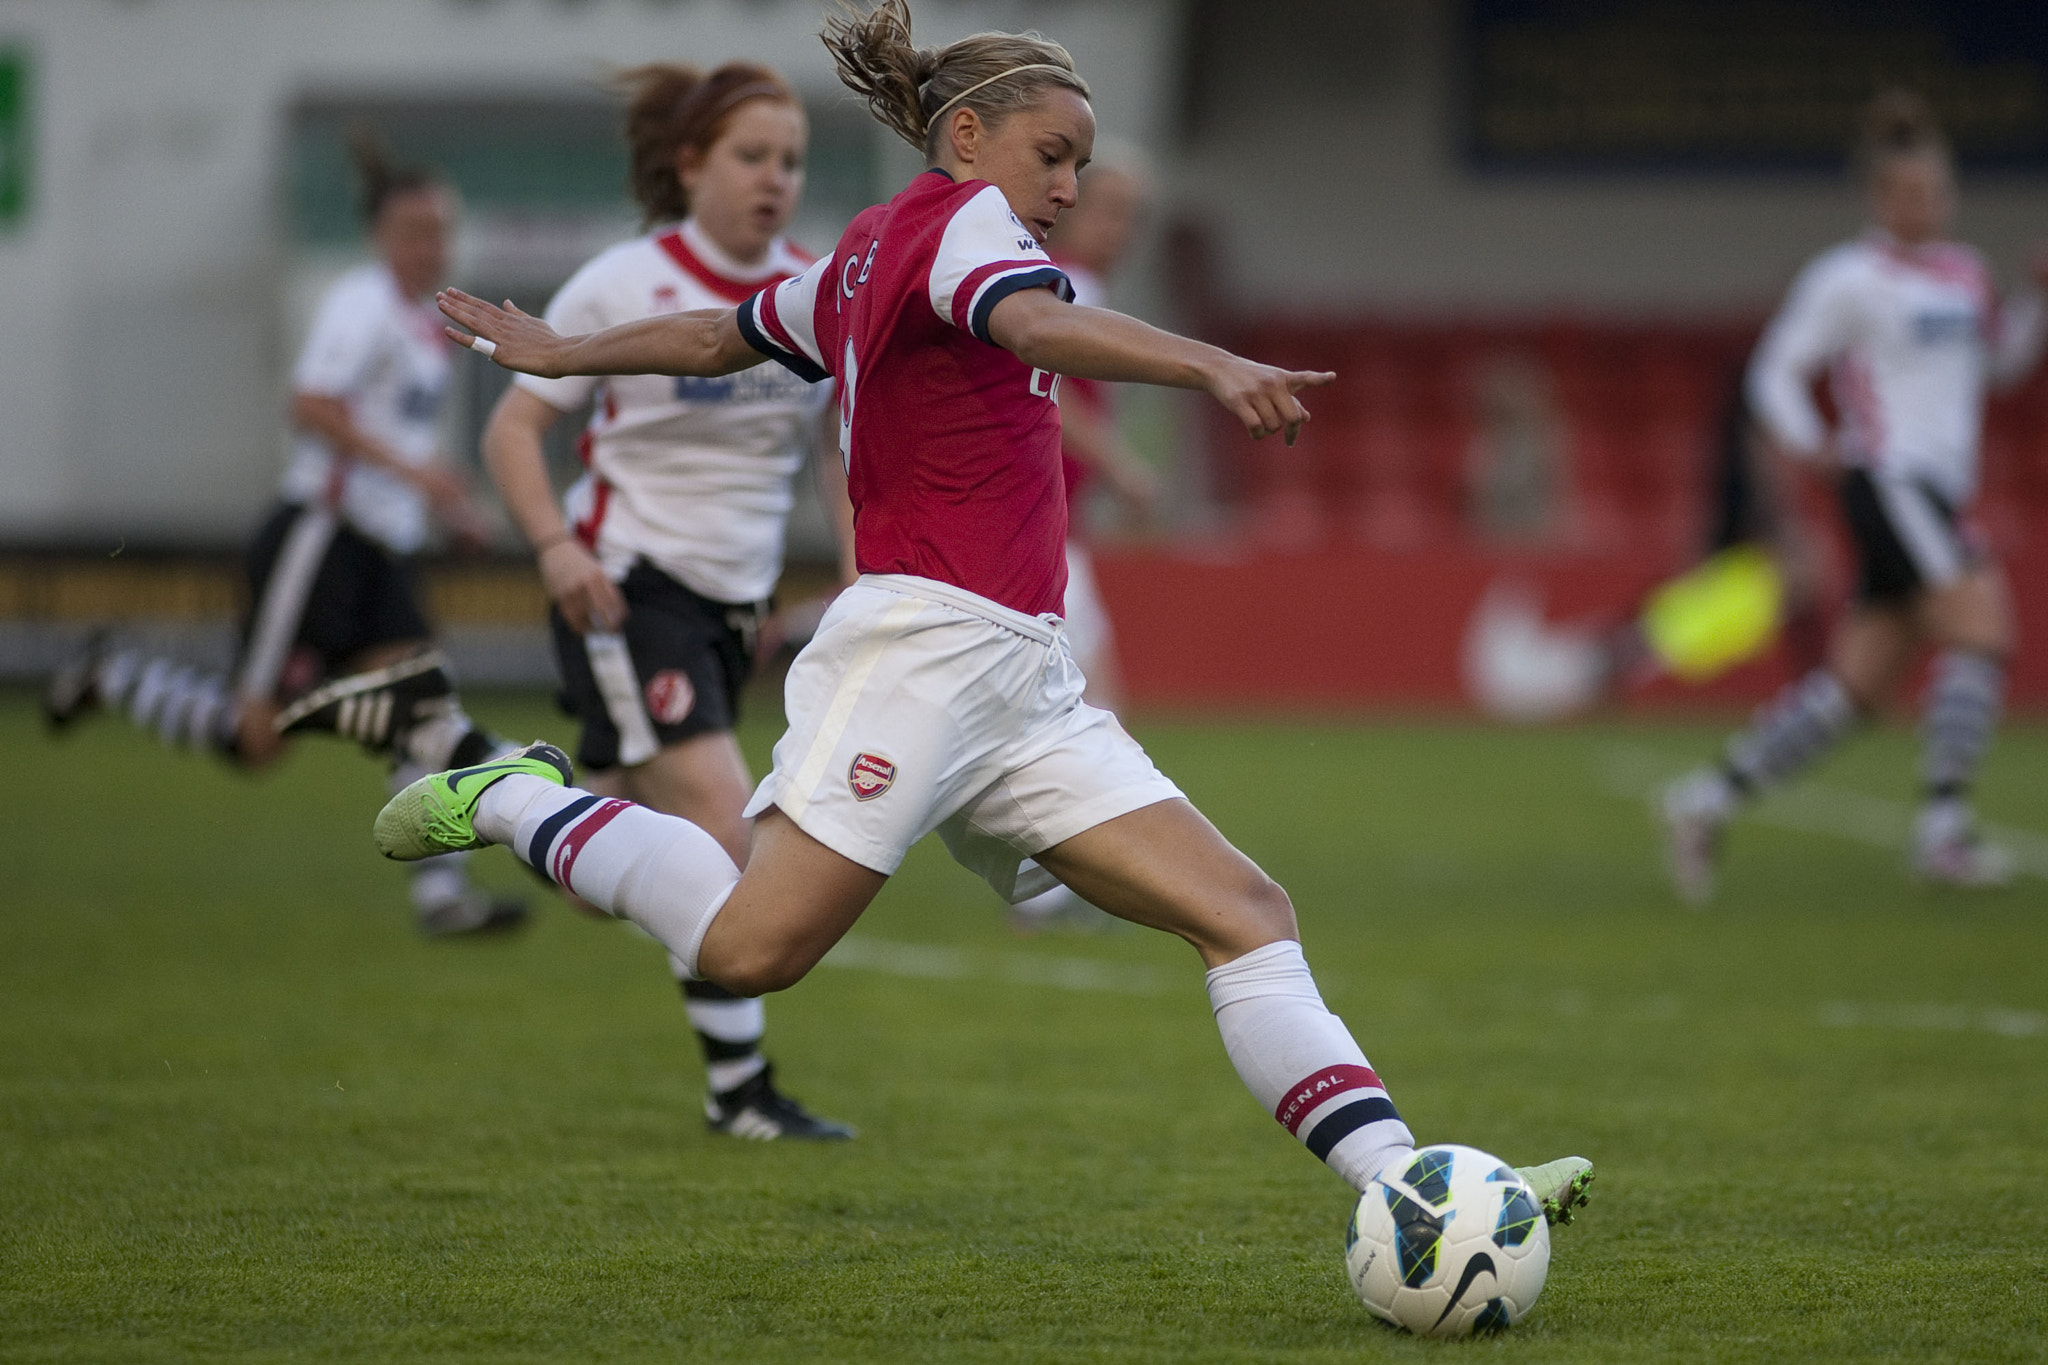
[818,933,1171,996]
[1817,1001,2047,1039]
[1599,742,2048,881]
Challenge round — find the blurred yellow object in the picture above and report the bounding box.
[1640,546,1784,682]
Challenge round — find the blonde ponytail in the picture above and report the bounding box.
[822,0,1089,157]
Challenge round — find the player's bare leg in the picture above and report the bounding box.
[1029,798,1592,1217]
[1035,800,1425,1192]
[693,811,888,994]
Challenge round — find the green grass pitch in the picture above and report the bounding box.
[3,689,2045,1362]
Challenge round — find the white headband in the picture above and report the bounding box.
[927,63,1075,125]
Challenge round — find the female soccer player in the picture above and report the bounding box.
[479,61,851,1139]
[1663,91,2048,902]
[386,0,1592,1223]
[45,139,522,936]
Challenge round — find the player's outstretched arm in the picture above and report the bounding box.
[436,288,765,379]
[988,288,1332,445]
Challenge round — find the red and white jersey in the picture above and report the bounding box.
[1748,231,2047,504]
[517,221,829,605]
[283,263,450,554]
[738,169,1075,618]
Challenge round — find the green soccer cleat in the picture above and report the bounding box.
[1516,1155,1595,1226]
[373,741,573,861]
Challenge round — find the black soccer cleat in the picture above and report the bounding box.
[43,630,112,733]
[274,650,454,752]
[705,1064,855,1142]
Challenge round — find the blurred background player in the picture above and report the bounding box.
[1662,91,2048,902]
[1008,146,1161,933]
[44,137,523,937]
[480,62,853,1140]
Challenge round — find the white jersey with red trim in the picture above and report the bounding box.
[515,221,828,605]
[282,263,450,555]
[738,169,1075,618]
[1748,232,2047,504]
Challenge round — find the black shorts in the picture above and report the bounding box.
[551,560,763,771]
[238,502,433,703]
[1838,468,1980,604]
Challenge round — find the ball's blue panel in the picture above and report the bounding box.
[1493,1186,1542,1248]
[1403,1149,1456,1209]
[1383,1185,1444,1288]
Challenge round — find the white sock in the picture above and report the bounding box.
[1205,939,1414,1192]
[476,775,739,978]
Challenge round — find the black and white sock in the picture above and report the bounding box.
[679,978,768,1094]
[101,651,237,755]
[1721,667,1858,798]
[1921,650,2003,806]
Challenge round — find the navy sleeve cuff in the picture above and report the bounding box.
[737,293,830,384]
[967,266,1073,345]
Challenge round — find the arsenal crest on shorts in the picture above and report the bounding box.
[644,669,697,725]
[848,752,896,800]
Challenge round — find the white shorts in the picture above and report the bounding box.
[743,574,1183,901]
[1061,540,1115,684]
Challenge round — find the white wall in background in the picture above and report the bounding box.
[0,0,1179,545]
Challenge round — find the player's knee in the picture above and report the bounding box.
[1198,869,1296,957]
[1242,872,1298,940]
[705,939,811,997]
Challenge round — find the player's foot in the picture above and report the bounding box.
[705,1064,855,1141]
[43,631,113,732]
[1661,769,1732,906]
[1912,803,2015,889]
[373,741,573,861]
[1515,1155,1594,1226]
[416,887,532,937]
[274,650,454,750]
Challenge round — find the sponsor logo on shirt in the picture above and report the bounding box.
[398,382,444,421]
[675,366,818,404]
[848,752,896,801]
[1912,310,1977,345]
[644,669,697,725]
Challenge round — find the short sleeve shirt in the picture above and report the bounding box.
[280,263,450,554]
[513,223,827,604]
[738,170,1074,618]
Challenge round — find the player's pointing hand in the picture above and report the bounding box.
[1208,358,1335,446]
[437,289,573,378]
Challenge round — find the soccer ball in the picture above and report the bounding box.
[1344,1144,1550,1336]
